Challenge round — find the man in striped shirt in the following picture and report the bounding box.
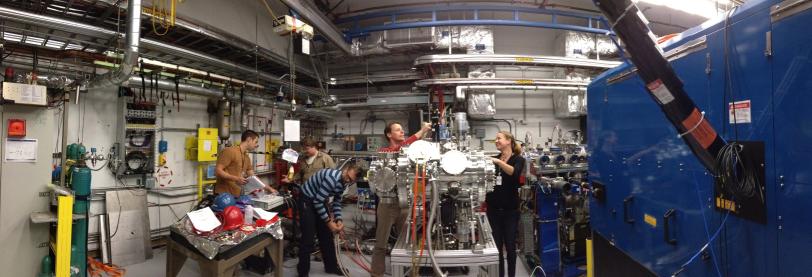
[297,164,361,276]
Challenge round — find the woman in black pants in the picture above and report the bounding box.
[486,131,526,277]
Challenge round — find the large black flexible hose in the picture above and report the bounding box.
[593,0,726,173]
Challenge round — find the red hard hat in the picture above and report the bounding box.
[221,206,244,231]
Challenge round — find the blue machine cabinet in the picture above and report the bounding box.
[587,0,812,276]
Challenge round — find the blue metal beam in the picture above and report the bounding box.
[335,5,614,38]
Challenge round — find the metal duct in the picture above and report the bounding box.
[434,26,494,54]
[123,76,334,118]
[280,0,353,54]
[86,0,141,89]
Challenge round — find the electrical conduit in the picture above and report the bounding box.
[427,179,447,277]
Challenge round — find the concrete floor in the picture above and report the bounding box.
[123,246,371,277]
[124,246,534,277]
[124,205,534,276]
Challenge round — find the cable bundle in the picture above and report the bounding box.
[714,142,762,203]
[88,257,125,277]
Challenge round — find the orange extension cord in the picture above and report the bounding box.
[88,257,125,277]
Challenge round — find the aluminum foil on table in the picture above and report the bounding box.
[170,218,283,260]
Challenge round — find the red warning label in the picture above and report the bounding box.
[681,108,717,149]
[646,79,675,105]
[728,100,751,124]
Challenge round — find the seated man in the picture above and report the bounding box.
[297,165,361,277]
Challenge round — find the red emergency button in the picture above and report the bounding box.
[8,119,25,137]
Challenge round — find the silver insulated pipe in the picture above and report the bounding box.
[85,0,142,90]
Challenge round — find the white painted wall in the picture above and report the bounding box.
[173,0,314,74]
[493,26,563,56]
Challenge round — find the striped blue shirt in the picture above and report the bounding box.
[301,169,346,222]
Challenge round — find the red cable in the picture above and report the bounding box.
[342,241,372,273]
[435,86,445,119]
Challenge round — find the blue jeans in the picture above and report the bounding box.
[296,197,338,276]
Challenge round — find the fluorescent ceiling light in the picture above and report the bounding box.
[634,0,730,18]
[2,32,23,42]
[24,36,45,46]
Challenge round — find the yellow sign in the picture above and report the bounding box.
[515,56,534,63]
[644,213,657,228]
[716,197,737,212]
[269,138,282,152]
[515,79,534,85]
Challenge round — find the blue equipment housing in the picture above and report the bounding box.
[587,0,812,276]
[536,185,587,277]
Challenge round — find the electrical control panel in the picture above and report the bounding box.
[111,88,157,177]
[1,82,47,106]
[197,128,218,161]
[185,128,218,162]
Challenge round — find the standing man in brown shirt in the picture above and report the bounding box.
[215,130,277,195]
[281,138,336,185]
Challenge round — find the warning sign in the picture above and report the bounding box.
[728,100,751,124]
[681,108,717,149]
[645,79,675,105]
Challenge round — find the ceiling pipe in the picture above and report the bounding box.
[280,0,353,54]
[139,38,321,96]
[0,5,323,97]
[94,0,316,78]
[29,70,333,117]
[85,0,141,90]
[123,76,335,118]
[0,6,118,37]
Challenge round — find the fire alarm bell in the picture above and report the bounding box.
[8,119,25,137]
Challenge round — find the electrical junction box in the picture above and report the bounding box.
[185,128,219,161]
[197,128,219,161]
[251,115,267,133]
[273,15,314,39]
[2,82,47,106]
[205,164,217,180]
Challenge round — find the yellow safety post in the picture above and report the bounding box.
[586,238,594,277]
[55,195,74,277]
